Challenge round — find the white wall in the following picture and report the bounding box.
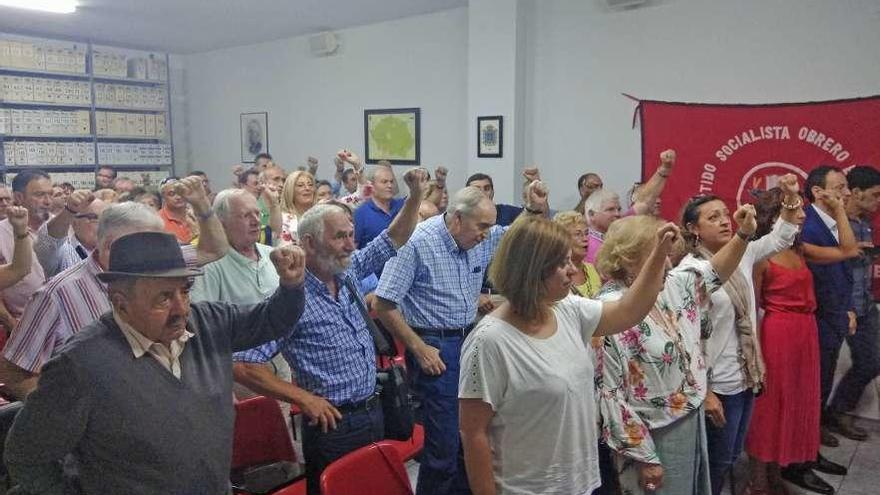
[524,0,880,210]
[175,7,469,188]
[173,0,880,207]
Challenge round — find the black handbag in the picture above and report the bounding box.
[343,277,415,441]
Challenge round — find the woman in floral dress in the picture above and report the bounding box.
[595,207,756,495]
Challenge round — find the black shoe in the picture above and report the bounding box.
[812,453,848,476]
[826,413,869,441]
[780,466,834,495]
[820,427,839,448]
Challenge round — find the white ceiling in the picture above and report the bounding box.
[0,0,468,54]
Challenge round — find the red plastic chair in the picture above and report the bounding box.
[232,396,306,494]
[320,441,413,495]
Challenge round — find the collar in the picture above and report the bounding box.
[437,214,464,255]
[87,252,109,289]
[160,207,187,224]
[113,311,194,359]
[812,204,838,232]
[228,244,266,265]
[588,229,605,241]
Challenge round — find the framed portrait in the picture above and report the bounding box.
[240,112,269,163]
[477,116,503,158]
[364,107,420,165]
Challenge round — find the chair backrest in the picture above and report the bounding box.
[320,441,413,495]
[232,396,297,470]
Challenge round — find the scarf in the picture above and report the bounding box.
[698,247,765,391]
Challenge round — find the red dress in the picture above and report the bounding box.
[746,259,821,465]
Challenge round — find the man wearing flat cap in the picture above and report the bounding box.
[4,231,307,495]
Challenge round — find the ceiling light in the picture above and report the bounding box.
[0,0,78,14]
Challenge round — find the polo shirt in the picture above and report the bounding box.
[353,197,405,248]
[159,207,193,244]
[190,243,277,303]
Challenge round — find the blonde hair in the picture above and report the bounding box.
[281,170,315,218]
[595,215,663,281]
[552,210,587,230]
[489,216,572,321]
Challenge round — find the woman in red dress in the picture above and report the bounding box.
[746,187,858,494]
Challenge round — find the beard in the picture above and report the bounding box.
[313,251,351,276]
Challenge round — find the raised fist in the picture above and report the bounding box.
[778,173,800,197]
[67,190,96,214]
[659,149,676,168]
[403,168,429,198]
[271,245,306,288]
[733,204,757,236]
[7,206,29,236]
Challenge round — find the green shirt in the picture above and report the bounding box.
[191,243,278,304]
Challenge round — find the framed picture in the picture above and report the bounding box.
[364,107,420,165]
[478,116,503,158]
[240,112,269,163]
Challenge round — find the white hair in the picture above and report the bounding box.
[213,188,252,221]
[298,203,348,241]
[583,189,619,217]
[447,186,490,217]
[97,202,164,246]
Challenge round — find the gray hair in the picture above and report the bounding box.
[213,188,252,221]
[447,186,490,217]
[366,164,395,183]
[298,203,348,241]
[583,189,619,217]
[97,202,165,246]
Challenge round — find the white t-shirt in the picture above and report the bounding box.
[459,295,603,495]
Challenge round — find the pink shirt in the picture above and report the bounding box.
[0,219,46,317]
[585,229,604,265]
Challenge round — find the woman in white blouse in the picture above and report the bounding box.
[278,170,316,246]
[459,216,678,495]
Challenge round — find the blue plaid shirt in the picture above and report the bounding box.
[375,214,506,329]
[233,231,396,405]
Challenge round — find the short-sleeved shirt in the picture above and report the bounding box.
[585,229,604,265]
[460,295,604,494]
[353,197,405,248]
[376,214,506,329]
[4,247,199,373]
[190,243,277,303]
[0,218,46,317]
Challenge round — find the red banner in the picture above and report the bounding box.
[639,96,880,220]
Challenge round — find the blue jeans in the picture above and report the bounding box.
[302,403,384,495]
[407,334,471,495]
[705,390,754,495]
[831,305,880,413]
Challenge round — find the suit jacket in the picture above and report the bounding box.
[802,205,853,330]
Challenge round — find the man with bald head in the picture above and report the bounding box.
[34,190,108,278]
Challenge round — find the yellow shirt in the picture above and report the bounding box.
[573,262,602,299]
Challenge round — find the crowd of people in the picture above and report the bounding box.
[0,149,876,495]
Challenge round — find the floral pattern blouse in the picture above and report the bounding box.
[596,258,721,464]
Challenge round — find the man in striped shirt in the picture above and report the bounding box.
[0,177,228,400]
[33,190,108,278]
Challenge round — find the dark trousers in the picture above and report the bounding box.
[592,440,620,495]
[818,315,849,415]
[302,404,384,495]
[705,390,755,495]
[407,334,471,495]
[831,305,880,414]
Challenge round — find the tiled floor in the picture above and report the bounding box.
[402,417,880,494]
[722,417,880,495]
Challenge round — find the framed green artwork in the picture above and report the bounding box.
[364,107,420,165]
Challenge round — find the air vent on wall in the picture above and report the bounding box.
[309,32,339,57]
[606,0,648,9]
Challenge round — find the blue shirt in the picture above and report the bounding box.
[354,197,406,248]
[233,231,397,405]
[848,216,873,317]
[375,214,506,329]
